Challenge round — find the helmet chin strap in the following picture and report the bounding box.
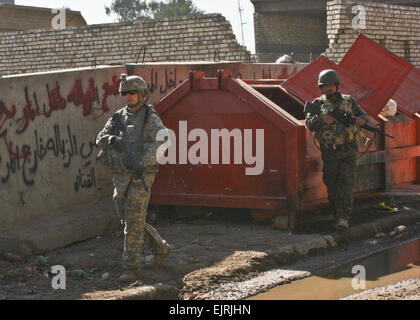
[325,86,340,99]
[127,92,143,109]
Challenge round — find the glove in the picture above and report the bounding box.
[109,136,124,153]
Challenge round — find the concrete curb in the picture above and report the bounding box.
[270,210,420,265]
[81,284,178,300]
[181,209,420,295]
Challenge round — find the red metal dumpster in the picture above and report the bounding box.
[150,70,307,221]
[148,38,420,228]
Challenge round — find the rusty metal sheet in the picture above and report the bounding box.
[339,34,413,118]
[392,69,420,117]
[281,55,375,104]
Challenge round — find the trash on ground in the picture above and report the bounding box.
[3,253,23,263]
[128,280,142,288]
[374,232,387,238]
[72,269,91,278]
[365,240,378,245]
[379,202,399,212]
[389,225,406,237]
[101,272,111,281]
[25,266,37,275]
[35,256,48,266]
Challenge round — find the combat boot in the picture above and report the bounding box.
[153,241,172,267]
[334,218,349,231]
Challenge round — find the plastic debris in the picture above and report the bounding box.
[88,253,95,257]
[3,253,23,263]
[128,280,142,288]
[145,255,154,264]
[365,240,378,245]
[380,99,397,117]
[379,202,399,212]
[72,269,90,278]
[276,54,294,63]
[389,225,406,237]
[25,266,38,275]
[35,256,48,266]
[101,272,111,281]
[374,232,387,238]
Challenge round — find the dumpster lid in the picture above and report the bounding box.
[392,68,420,117]
[281,55,375,107]
[156,70,304,131]
[339,34,414,119]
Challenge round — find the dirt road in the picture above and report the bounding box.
[1,198,419,300]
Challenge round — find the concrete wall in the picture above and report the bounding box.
[0,62,307,231]
[0,66,126,231]
[325,0,420,67]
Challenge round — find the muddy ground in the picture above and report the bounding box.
[0,197,419,300]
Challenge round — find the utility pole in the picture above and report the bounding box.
[237,0,247,46]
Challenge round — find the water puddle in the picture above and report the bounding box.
[249,238,420,300]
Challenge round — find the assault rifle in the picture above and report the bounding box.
[304,101,394,139]
[111,113,149,192]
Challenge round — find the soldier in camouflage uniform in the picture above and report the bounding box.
[96,74,172,282]
[305,70,370,231]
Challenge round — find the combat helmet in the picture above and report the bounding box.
[318,69,341,87]
[119,74,149,95]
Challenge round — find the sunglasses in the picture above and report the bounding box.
[121,90,138,96]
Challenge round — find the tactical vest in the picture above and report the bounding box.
[97,104,157,171]
[314,95,359,149]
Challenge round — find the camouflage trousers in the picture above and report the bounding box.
[322,156,357,221]
[113,169,166,270]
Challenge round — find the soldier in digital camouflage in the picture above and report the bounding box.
[305,69,370,231]
[96,74,172,282]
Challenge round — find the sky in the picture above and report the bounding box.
[15,0,256,53]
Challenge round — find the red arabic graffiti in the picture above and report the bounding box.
[67,78,99,116]
[45,82,67,117]
[0,75,119,160]
[16,88,38,134]
[102,76,121,113]
[0,101,16,135]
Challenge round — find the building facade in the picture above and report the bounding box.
[251,0,420,65]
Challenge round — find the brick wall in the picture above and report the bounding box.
[254,12,328,63]
[0,13,251,76]
[325,0,420,67]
